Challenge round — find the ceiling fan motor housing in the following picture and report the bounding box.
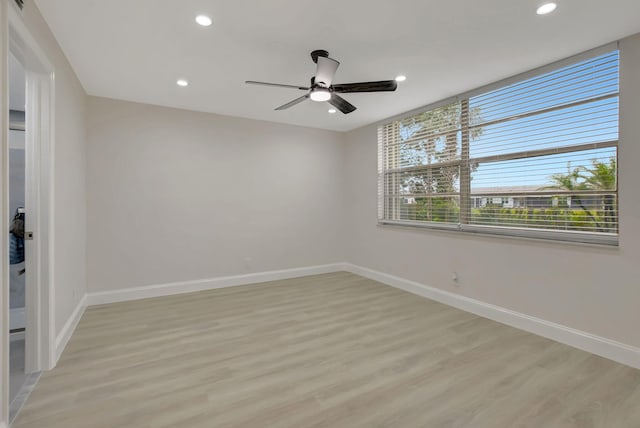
[310,49,330,64]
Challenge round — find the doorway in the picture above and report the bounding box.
[4,4,56,425]
[8,55,26,334]
[8,51,35,423]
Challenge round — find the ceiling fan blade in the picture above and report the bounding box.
[315,56,340,88]
[332,80,398,93]
[328,94,357,114]
[246,81,309,90]
[275,95,309,110]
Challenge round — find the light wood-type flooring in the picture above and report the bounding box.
[12,272,640,427]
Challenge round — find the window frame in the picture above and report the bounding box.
[377,43,619,246]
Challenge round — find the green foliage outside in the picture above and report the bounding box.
[402,198,460,223]
[400,158,617,234]
[398,103,482,196]
[539,158,617,233]
[470,206,614,232]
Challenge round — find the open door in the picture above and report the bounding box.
[8,57,28,408]
[4,3,56,424]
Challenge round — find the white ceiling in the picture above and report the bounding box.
[36,0,640,132]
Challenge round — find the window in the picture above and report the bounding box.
[378,48,619,245]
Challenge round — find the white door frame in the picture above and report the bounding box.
[9,0,56,374]
[1,1,9,424]
[1,3,55,422]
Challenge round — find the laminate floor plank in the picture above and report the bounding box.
[12,272,640,428]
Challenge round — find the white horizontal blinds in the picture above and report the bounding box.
[468,50,619,235]
[378,48,619,243]
[378,123,400,220]
[469,52,618,157]
[390,102,463,169]
[378,125,389,220]
[380,102,463,225]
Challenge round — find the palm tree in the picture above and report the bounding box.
[542,163,602,230]
[579,158,617,232]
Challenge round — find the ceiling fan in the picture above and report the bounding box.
[246,50,398,114]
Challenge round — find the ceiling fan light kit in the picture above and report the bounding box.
[309,88,331,102]
[246,50,398,114]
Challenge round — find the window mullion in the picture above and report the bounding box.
[460,99,471,225]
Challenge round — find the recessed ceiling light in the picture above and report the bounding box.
[195,15,212,26]
[176,79,189,87]
[536,2,557,15]
[395,75,407,82]
[328,109,337,114]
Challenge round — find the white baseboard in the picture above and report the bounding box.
[54,294,87,365]
[86,263,345,307]
[343,263,640,370]
[10,307,25,331]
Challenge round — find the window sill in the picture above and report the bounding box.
[377,220,619,247]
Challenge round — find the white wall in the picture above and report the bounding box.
[8,3,87,344]
[343,33,640,349]
[86,97,346,292]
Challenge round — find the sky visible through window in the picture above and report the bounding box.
[398,50,619,190]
